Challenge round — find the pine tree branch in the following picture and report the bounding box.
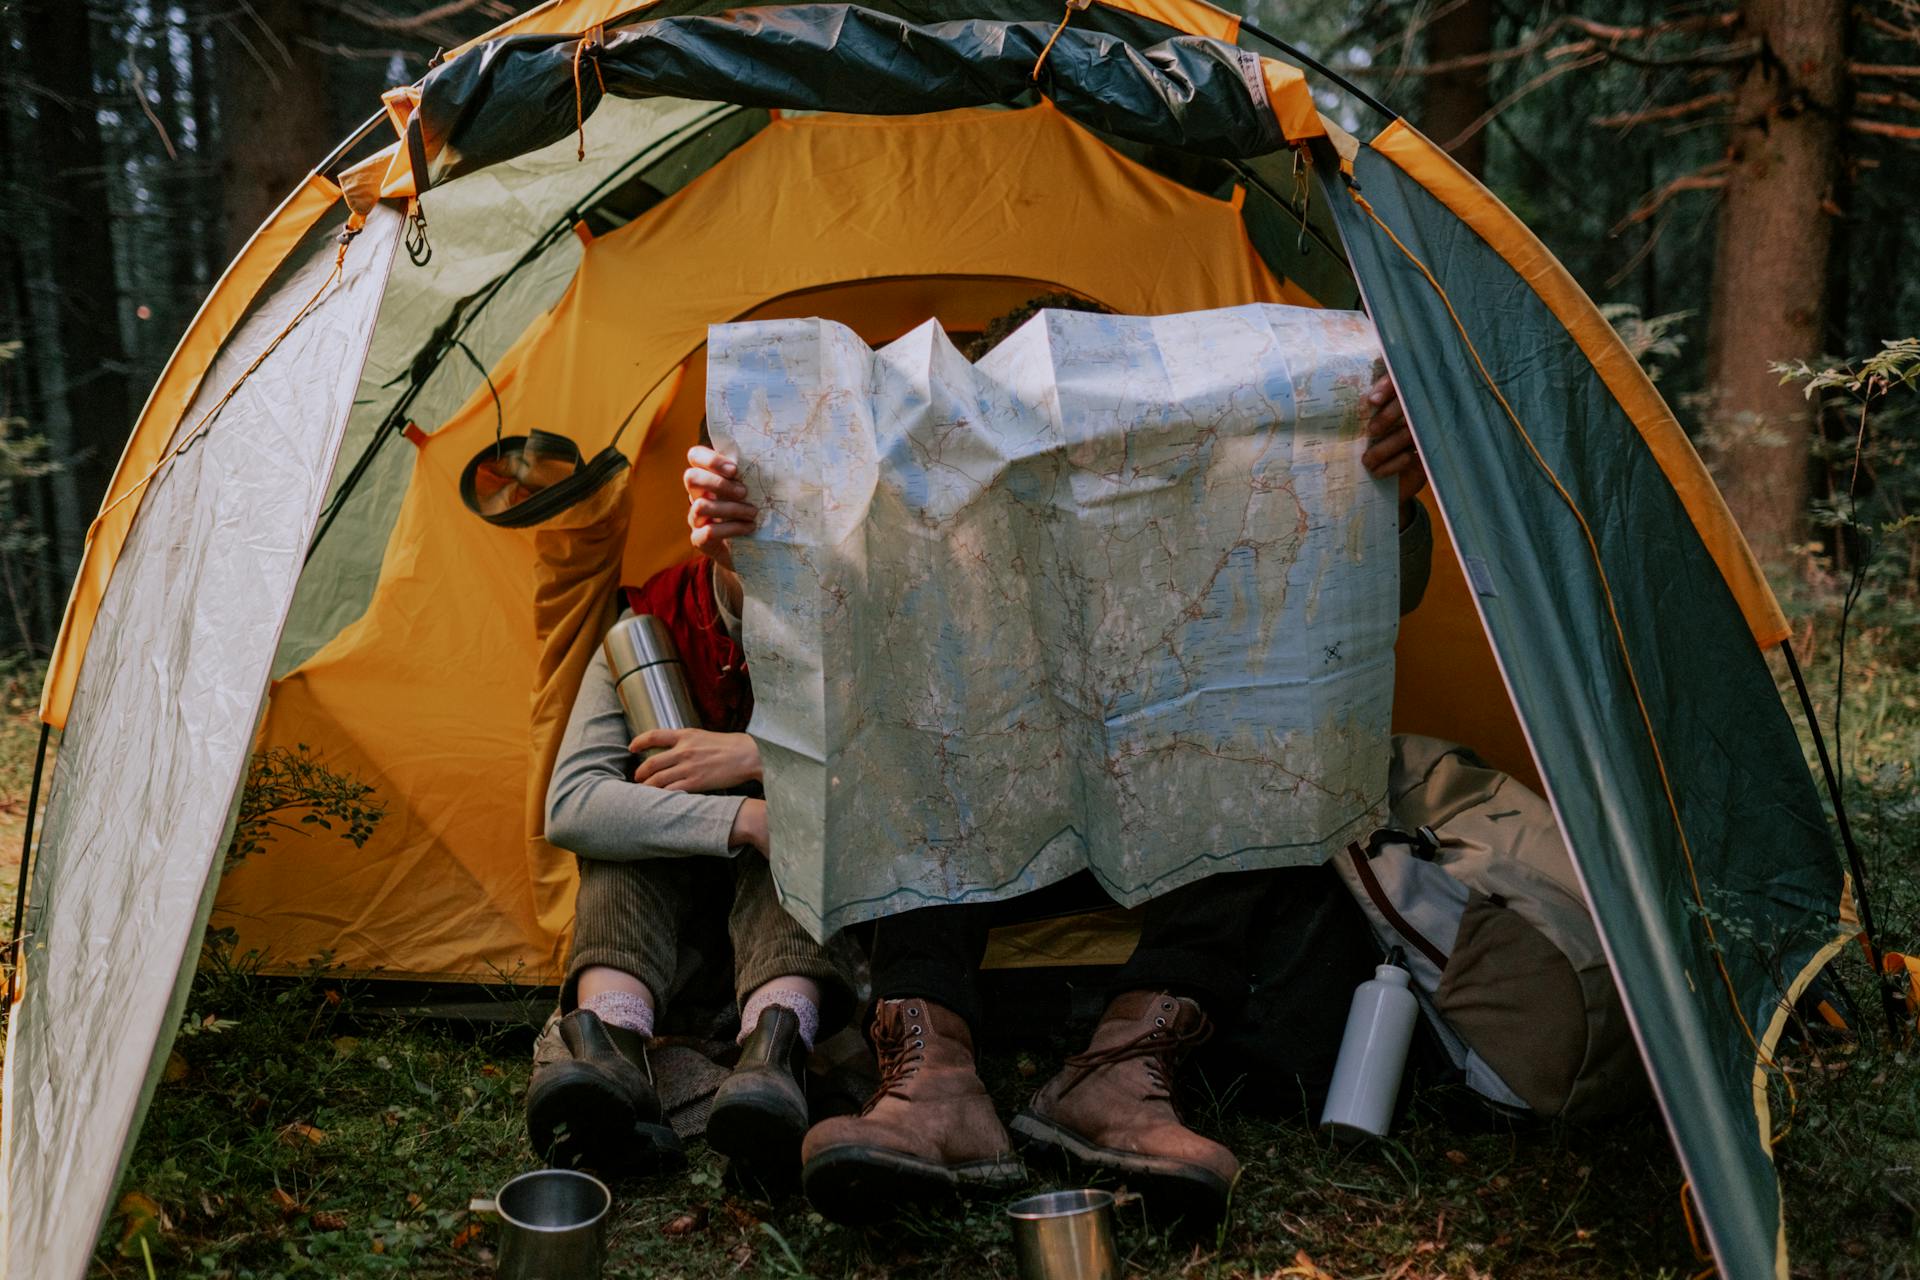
[1346,12,1745,78]
[318,0,505,36]
[1851,62,1920,79]
[123,46,179,161]
[293,36,433,65]
[1849,116,1920,138]
[1592,90,1737,128]
[1609,160,1733,234]
[1438,52,1607,153]
[1861,11,1920,44]
[1856,88,1920,112]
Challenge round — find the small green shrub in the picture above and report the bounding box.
[224,745,384,875]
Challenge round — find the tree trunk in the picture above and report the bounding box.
[188,12,220,281]
[1704,0,1847,570]
[214,0,331,260]
[19,0,132,543]
[1423,0,1494,178]
[0,22,61,646]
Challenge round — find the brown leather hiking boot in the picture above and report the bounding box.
[1011,991,1239,1223]
[800,998,1025,1223]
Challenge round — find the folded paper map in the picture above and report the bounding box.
[710,304,1399,939]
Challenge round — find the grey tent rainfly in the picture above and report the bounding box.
[0,4,1873,1278]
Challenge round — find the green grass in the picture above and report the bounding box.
[2,613,1912,1279]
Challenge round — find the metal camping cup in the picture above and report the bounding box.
[604,614,701,755]
[1006,1189,1119,1280]
[469,1168,610,1280]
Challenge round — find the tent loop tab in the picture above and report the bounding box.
[404,197,432,267]
[1290,144,1313,255]
[572,24,608,161]
[1031,0,1093,82]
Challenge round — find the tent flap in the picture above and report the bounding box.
[416,5,1288,187]
[1328,145,1841,1280]
[1,206,405,1280]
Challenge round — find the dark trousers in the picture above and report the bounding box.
[869,868,1278,1034]
[564,853,856,1033]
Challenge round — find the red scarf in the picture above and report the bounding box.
[623,558,754,733]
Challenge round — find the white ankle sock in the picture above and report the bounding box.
[581,991,654,1038]
[738,988,820,1053]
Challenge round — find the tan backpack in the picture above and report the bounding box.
[1333,735,1648,1121]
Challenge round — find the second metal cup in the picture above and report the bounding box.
[1007,1189,1118,1280]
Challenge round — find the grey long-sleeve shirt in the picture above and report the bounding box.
[545,502,1433,863]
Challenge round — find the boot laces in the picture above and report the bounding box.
[859,1003,929,1116]
[1059,1003,1212,1106]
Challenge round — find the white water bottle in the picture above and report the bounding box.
[1320,962,1418,1140]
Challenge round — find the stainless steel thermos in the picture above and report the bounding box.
[603,614,701,755]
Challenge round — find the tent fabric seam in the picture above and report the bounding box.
[436,0,1243,65]
[1366,118,1788,649]
[39,174,344,729]
[1344,181,1782,1094]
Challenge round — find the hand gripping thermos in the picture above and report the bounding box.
[1319,962,1418,1139]
[603,614,701,756]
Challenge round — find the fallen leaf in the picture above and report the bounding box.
[116,1192,164,1258]
[479,1063,500,1077]
[268,1187,299,1214]
[371,1236,387,1255]
[406,1191,424,1210]
[1445,1149,1469,1166]
[1275,1249,1334,1280]
[331,1036,360,1057]
[310,1210,347,1232]
[162,1051,189,1084]
[662,1209,706,1236]
[277,1122,327,1146]
[729,1242,754,1266]
[451,1222,483,1249]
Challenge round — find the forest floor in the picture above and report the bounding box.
[0,613,1913,1279]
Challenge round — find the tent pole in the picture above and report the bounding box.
[317,110,389,185]
[1781,640,1904,1037]
[1236,20,1399,124]
[1225,160,1355,279]
[6,721,51,1002]
[305,106,744,563]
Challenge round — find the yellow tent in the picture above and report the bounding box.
[5,5,1852,1278]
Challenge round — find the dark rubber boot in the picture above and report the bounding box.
[526,1009,684,1177]
[708,1005,809,1175]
